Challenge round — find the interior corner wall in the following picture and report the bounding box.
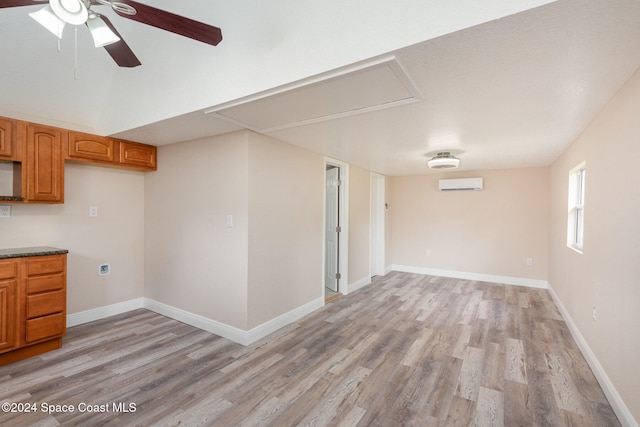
[0,163,145,314]
[390,168,549,281]
[348,164,372,285]
[549,68,640,423]
[246,133,324,329]
[144,133,250,330]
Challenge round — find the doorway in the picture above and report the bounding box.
[325,165,340,297]
[370,173,386,277]
[324,158,349,301]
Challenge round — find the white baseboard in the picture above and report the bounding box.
[547,285,638,427]
[67,296,324,346]
[142,298,249,344]
[143,297,324,346]
[391,264,549,289]
[241,297,324,345]
[346,276,371,294]
[67,298,145,327]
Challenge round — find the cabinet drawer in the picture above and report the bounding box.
[27,256,65,276]
[27,274,64,294]
[27,290,65,319]
[0,260,18,280]
[26,312,65,343]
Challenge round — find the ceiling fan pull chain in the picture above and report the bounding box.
[57,19,62,52]
[74,26,78,80]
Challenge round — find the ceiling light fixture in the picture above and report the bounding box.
[49,0,88,25]
[427,152,460,169]
[86,12,120,47]
[29,5,66,39]
[30,0,119,47]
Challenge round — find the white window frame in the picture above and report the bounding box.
[567,162,586,253]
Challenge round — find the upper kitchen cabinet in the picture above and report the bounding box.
[66,132,157,171]
[0,116,157,203]
[67,131,117,165]
[119,141,157,171]
[0,117,15,159]
[25,124,65,203]
[0,117,23,161]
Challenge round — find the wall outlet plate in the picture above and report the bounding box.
[99,264,111,276]
[0,205,10,218]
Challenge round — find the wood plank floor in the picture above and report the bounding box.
[0,272,621,426]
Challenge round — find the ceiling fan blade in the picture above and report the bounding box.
[112,0,222,46]
[100,15,141,67]
[0,0,47,8]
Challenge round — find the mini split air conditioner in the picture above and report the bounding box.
[438,177,483,191]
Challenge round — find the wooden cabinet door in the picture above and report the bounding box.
[26,124,65,203]
[0,117,14,159]
[0,279,18,352]
[0,259,19,353]
[119,141,157,170]
[68,131,117,164]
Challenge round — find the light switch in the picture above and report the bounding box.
[226,214,234,228]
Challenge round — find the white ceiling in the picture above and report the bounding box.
[1,0,639,175]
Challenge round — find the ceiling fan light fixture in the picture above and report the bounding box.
[87,13,120,47]
[428,152,460,169]
[49,0,88,25]
[29,5,66,39]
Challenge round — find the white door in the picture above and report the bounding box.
[325,167,340,292]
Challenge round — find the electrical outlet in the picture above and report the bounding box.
[89,206,98,217]
[0,205,10,218]
[98,264,110,276]
[592,306,597,320]
[425,249,431,256]
[526,257,533,266]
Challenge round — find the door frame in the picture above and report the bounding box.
[323,157,349,298]
[370,172,386,277]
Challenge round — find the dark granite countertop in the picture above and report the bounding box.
[0,246,69,259]
[0,196,23,201]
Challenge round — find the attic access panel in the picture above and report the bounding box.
[207,57,421,132]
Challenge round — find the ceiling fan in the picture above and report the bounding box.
[0,0,223,67]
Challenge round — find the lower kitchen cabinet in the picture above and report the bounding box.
[0,248,68,366]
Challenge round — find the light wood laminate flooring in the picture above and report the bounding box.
[0,272,621,426]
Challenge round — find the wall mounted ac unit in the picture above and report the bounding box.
[438,177,483,191]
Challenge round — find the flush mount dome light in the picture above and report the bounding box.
[428,152,460,169]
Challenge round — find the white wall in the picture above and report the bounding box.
[144,132,250,330]
[145,131,326,332]
[348,165,372,286]
[0,163,145,314]
[549,67,640,424]
[247,133,324,329]
[390,168,549,283]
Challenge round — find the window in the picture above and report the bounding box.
[567,162,586,252]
